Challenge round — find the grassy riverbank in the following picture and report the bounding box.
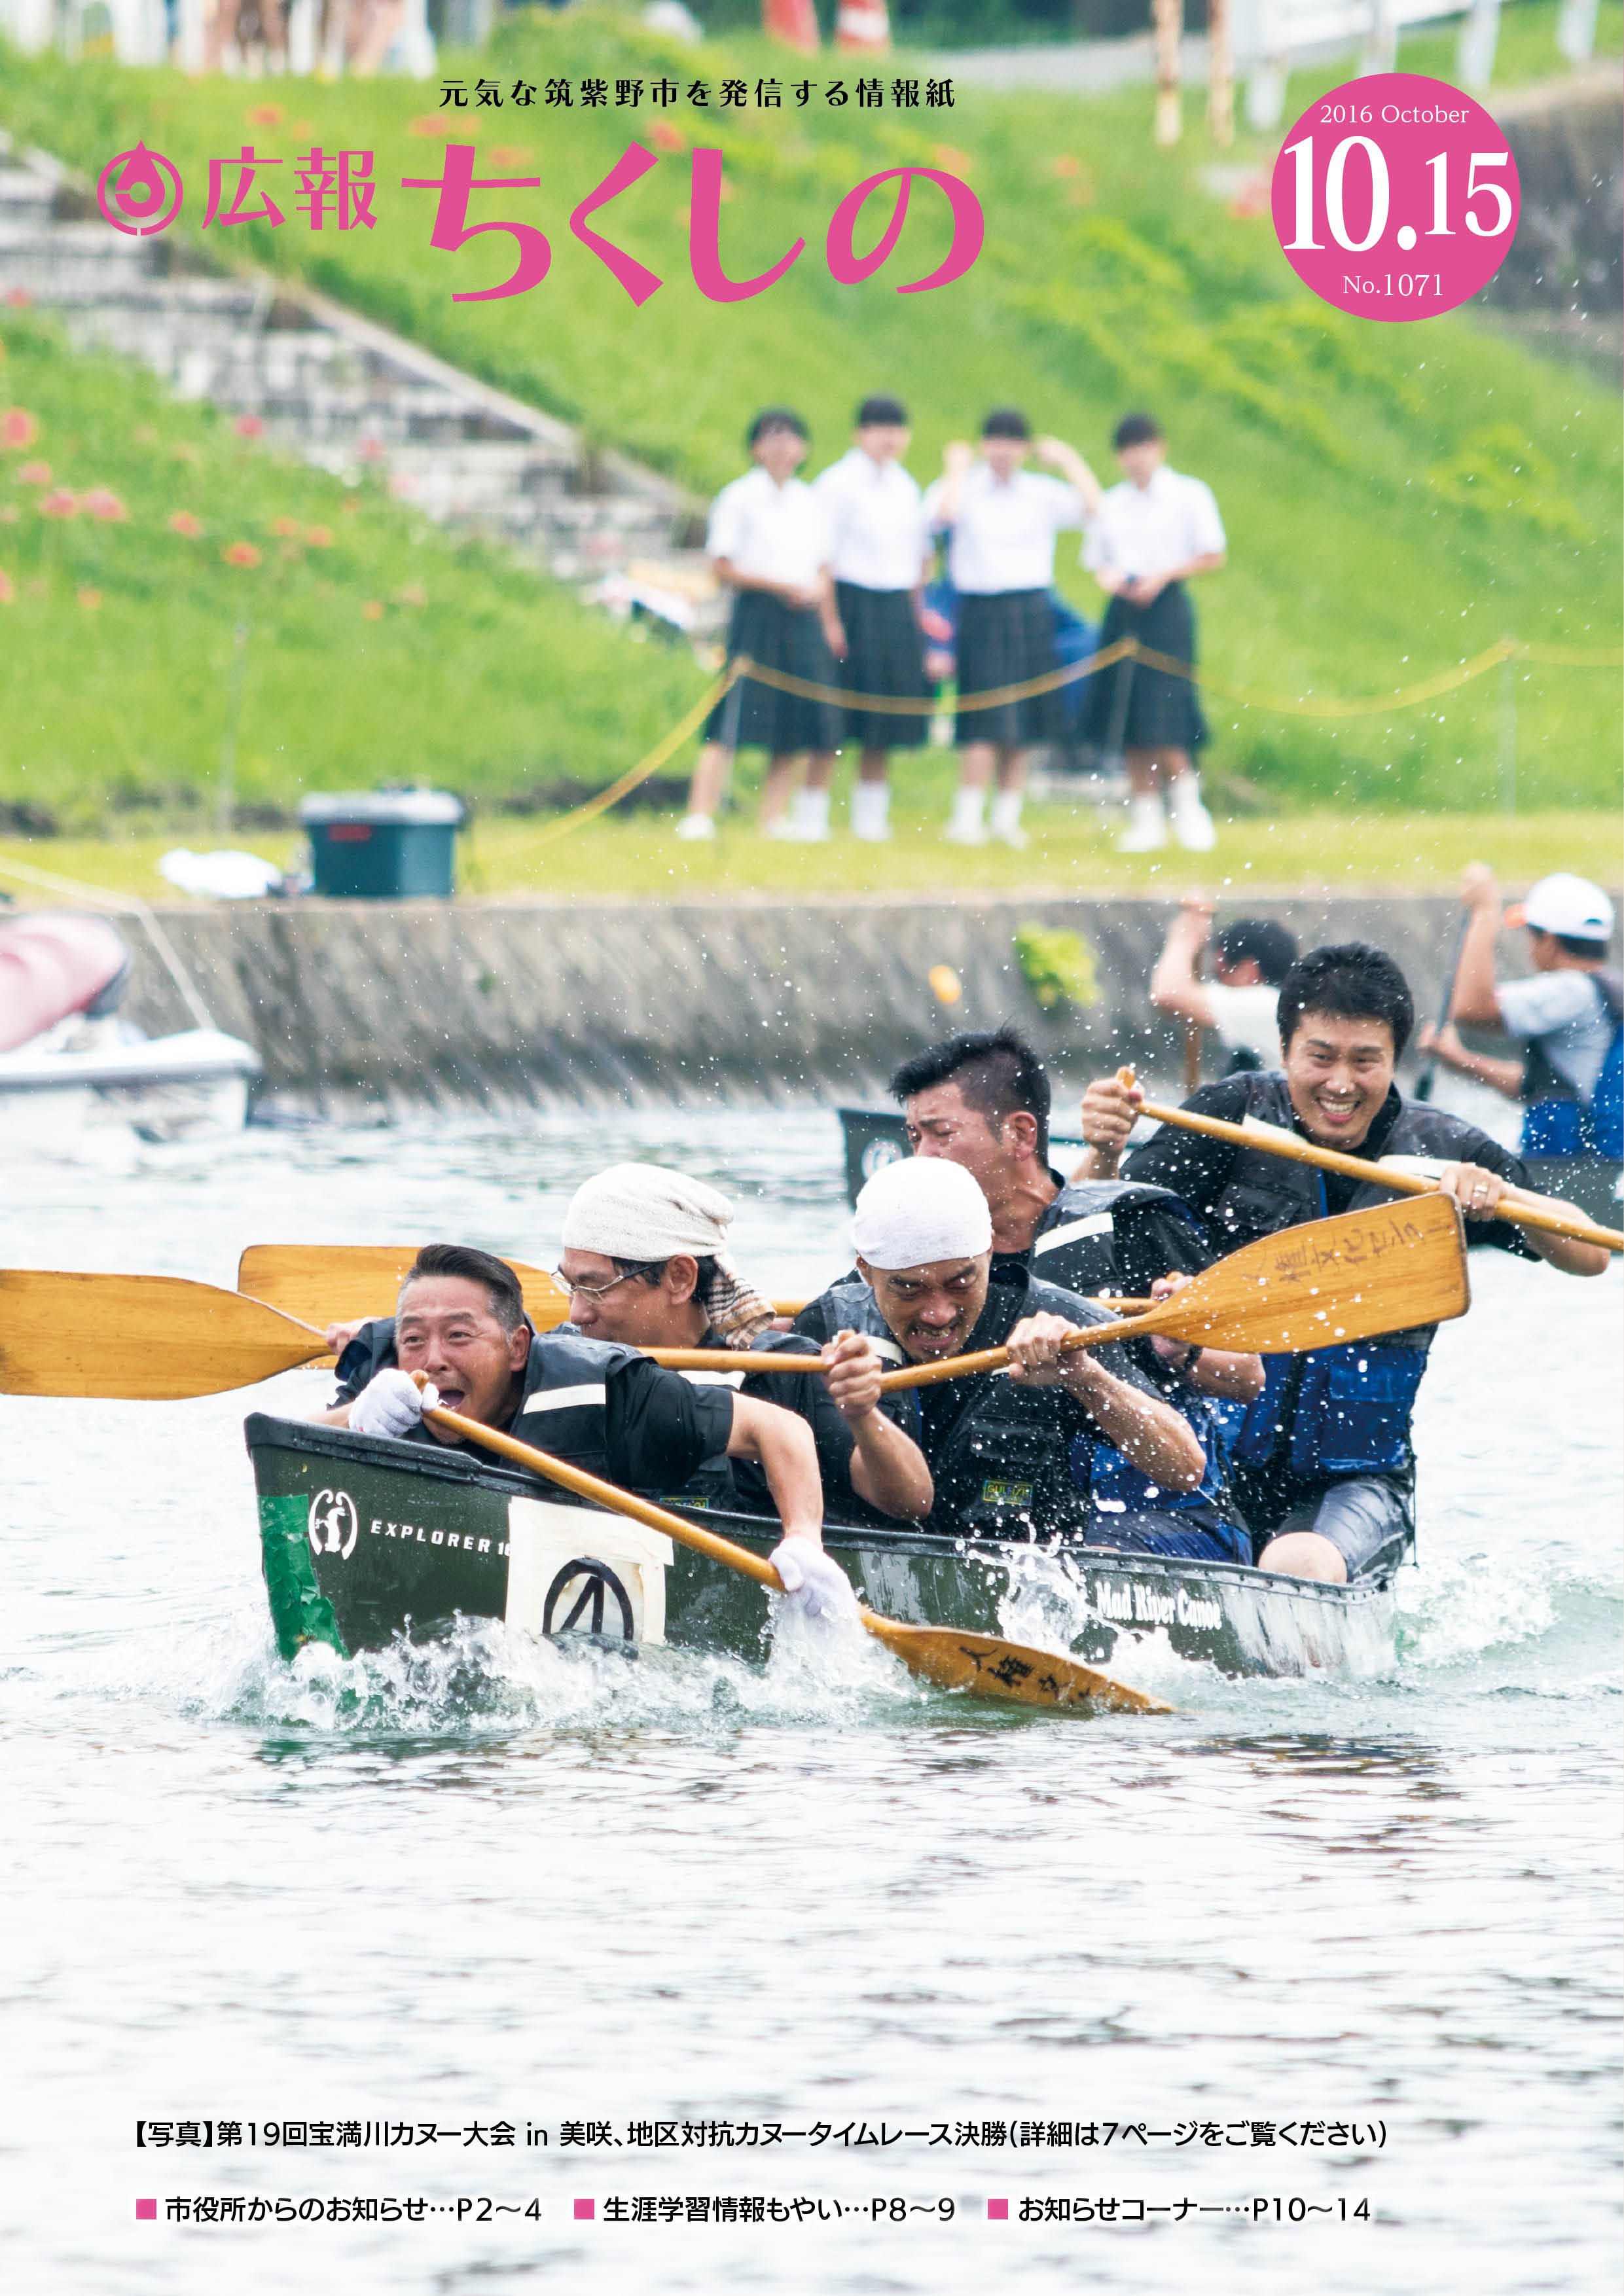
[1,6,1619,829]
[3,806,1614,907]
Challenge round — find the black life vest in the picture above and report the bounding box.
[1210,1072,1489,1479]
[336,1319,639,1490]
[804,1272,1168,1543]
[1521,970,1624,1159]
[659,1329,831,1513]
[1026,1177,1204,1297]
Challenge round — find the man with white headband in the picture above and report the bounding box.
[555,1164,932,1534]
[795,1159,1242,1557]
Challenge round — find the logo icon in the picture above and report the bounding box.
[308,1489,359,1562]
[859,1135,906,1182]
[542,1558,636,1642]
[97,143,183,238]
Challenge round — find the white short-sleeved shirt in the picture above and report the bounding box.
[1204,982,1282,1067]
[922,464,1086,595]
[1496,971,1619,1097]
[1083,465,1227,583]
[813,449,928,592]
[706,467,833,590]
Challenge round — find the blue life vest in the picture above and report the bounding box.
[1520,971,1623,1161]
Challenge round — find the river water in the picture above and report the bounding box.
[2,1105,1619,2296]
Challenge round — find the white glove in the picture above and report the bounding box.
[768,1538,859,1626]
[349,1369,437,1439]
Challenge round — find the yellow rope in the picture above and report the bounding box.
[494,663,743,855]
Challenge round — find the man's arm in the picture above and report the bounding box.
[1074,1069,1144,1180]
[1414,1020,1523,1100]
[1004,1315,1206,1490]
[1436,1162,1610,1277]
[1447,862,1506,1027]
[820,1330,933,1520]
[1034,437,1102,517]
[726,1394,826,1541]
[1149,893,1218,1029]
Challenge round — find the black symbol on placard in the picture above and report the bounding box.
[543,1558,636,1642]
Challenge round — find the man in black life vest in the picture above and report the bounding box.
[886,1023,1263,1543]
[554,1162,933,1528]
[794,1158,1240,1555]
[324,1242,856,1624]
[1077,942,1610,1585]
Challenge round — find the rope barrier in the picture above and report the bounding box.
[0,853,217,1030]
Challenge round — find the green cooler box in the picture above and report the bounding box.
[300,790,464,898]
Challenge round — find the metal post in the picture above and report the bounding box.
[217,620,250,836]
[1208,0,1235,147]
[1153,0,1183,147]
[1498,648,1517,816]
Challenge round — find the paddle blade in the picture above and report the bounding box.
[1149,1193,1470,1354]
[0,1269,326,1398]
[859,1611,1173,1715]
[238,1246,570,1335]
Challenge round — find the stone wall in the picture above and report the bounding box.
[111,892,1576,1117]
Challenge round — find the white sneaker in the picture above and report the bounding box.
[1169,781,1217,852]
[676,813,715,841]
[1117,795,1166,853]
[990,793,1028,850]
[943,817,989,846]
[850,785,892,842]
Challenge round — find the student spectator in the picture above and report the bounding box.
[1151,895,1299,1073]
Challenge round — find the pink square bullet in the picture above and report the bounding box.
[987,2198,1009,2220]
[135,2200,157,2221]
[573,2198,594,2220]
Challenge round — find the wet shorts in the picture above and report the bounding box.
[1261,1475,1413,1579]
[1087,1509,1252,1564]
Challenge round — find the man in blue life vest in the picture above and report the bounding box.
[1076,942,1610,1585]
[794,1157,1249,1559]
[883,1024,1263,1549]
[323,1242,857,1623]
[1416,867,1622,1160]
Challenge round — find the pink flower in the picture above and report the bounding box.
[234,414,264,440]
[304,524,333,548]
[3,288,30,309]
[82,487,128,522]
[357,437,385,462]
[169,511,203,539]
[361,599,384,620]
[0,567,14,605]
[647,119,686,154]
[1,408,39,450]
[77,587,101,611]
[39,489,77,519]
[270,515,302,537]
[18,459,51,485]
[221,541,261,568]
[245,103,283,127]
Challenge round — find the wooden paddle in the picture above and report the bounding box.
[876,1192,1470,1392]
[236,1245,810,1336]
[0,1270,333,1398]
[1123,1073,1624,1253]
[417,1398,1173,1716]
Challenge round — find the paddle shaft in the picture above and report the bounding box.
[1133,1093,1624,1252]
[1413,912,1471,1103]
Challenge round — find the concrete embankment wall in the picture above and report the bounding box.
[113,893,1545,1117]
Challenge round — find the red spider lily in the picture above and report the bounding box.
[357,438,385,462]
[646,118,687,154]
[221,541,261,568]
[1,408,39,450]
[3,289,30,309]
[82,488,128,522]
[270,516,302,537]
[234,414,265,440]
[0,569,14,605]
[169,511,204,539]
[304,524,333,548]
[77,588,101,611]
[245,103,282,126]
[361,600,384,620]
[395,584,427,607]
[39,489,77,519]
[18,459,51,484]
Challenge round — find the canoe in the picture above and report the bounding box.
[839,1107,1621,1227]
[247,1412,1406,1683]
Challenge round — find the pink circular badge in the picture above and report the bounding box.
[1271,73,1519,323]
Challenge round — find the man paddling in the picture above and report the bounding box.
[554,1163,933,1526]
[795,1158,1248,1559]
[888,1024,1263,1539]
[324,1244,856,1621]
[1077,942,1609,1585]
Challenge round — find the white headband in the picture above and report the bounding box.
[563,1163,734,1263]
[851,1156,992,1272]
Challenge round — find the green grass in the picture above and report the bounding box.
[1,2,1619,834]
[5,802,1616,906]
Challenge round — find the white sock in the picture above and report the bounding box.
[948,785,985,836]
[792,787,831,834]
[851,780,890,838]
[991,789,1024,838]
[1168,773,1204,816]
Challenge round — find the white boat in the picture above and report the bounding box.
[0,1016,261,1155]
